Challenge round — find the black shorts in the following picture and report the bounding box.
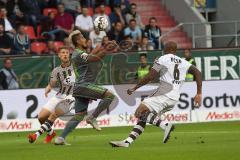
[73,83,108,113]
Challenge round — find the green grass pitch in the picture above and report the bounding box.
[0,121,239,160]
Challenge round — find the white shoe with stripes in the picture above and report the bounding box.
[163,123,175,143]
[54,137,71,145]
[86,117,102,131]
[109,140,129,148]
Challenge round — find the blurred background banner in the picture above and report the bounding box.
[0,48,239,88]
[0,79,239,132]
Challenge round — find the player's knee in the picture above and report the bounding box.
[74,111,87,121]
[134,104,150,119]
[48,113,58,121]
[104,91,115,100]
[38,116,46,124]
[138,111,151,122]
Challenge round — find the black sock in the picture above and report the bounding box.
[36,120,54,136]
[125,120,146,144]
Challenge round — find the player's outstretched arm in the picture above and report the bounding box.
[87,41,119,62]
[188,65,202,107]
[87,44,108,62]
[127,68,158,95]
[45,80,57,97]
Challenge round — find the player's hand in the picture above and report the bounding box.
[194,94,202,107]
[103,41,118,52]
[127,88,136,95]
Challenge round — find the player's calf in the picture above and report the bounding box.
[87,91,115,131]
[91,91,115,118]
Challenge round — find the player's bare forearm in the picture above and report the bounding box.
[189,65,202,94]
[87,47,106,62]
[88,41,118,62]
[48,80,56,89]
[134,69,158,90]
[128,69,158,95]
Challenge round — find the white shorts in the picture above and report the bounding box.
[43,94,75,113]
[142,95,177,115]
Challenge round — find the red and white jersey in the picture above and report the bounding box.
[152,54,192,100]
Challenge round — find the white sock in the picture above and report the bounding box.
[125,137,134,144]
[48,129,53,135]
[35,132,40,138]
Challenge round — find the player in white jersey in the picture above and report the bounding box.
[110,41,202,147]
[28,46,75,144]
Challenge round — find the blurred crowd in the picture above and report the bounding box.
[0,0,162,55]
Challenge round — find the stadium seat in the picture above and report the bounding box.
[37,25,45,39]
[43,8,58,16]
[105,6,111,16]
[24,26,36,40]
[31,42,47,54]
[53,41,64,51]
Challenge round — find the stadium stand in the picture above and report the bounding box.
[130,0,192,49]
[31,42,47,54]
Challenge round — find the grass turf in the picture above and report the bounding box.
[0,121,239,160]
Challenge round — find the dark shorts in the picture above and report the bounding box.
[73,83,108,113]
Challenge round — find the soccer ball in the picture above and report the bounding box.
[94,16,109,31]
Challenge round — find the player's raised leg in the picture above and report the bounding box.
[110,101,174,147]
[55,97,88,145]
[85,87,115,131]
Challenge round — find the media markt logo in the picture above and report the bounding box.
[7,121,32,130]
[206,111,240,120]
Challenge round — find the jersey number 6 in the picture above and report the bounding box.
[173,64,180,80]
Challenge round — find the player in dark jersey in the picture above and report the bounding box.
[55,30,116,145]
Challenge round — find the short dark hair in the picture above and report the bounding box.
[115,21,122,25]
[58,3,65,7]
[129,19,136,23]
[0,22,4,28]
[124,34,132,39]
[149,17,157,22]
[142,35,148,39]
[3,57,11,63]
[82,5,88,9]
[131,3,137,7]
[72,33,81,47]
[139,53,147,58]
[58,46,69,52]
[16,23,24,30]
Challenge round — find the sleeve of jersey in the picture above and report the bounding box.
[183,59,192,70]
[50,69,57,82]
[152,59,163,72]
[72,51,89,63]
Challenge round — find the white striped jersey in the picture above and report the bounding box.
[152,54,192,101]
[50,64,75,96]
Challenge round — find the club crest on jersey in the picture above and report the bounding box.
[63,75,75,85]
